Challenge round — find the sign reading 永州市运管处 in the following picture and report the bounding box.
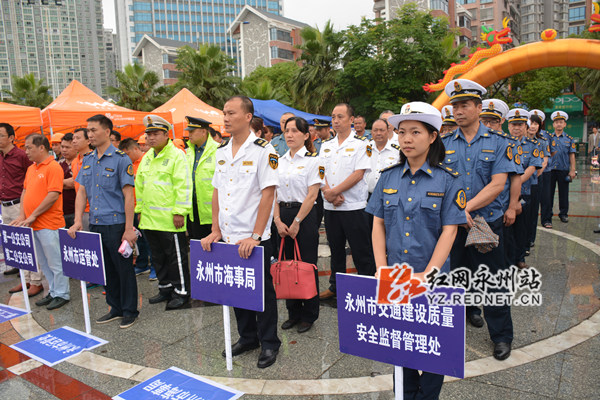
[58,229,106,285]
[0,224,37,272]
[189,241,264,312]
[337,273,465,379]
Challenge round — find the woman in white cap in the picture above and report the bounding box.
[366,101,466,400]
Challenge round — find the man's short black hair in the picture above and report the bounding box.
[87,114,113,131]
[334,103,355,117]
[26,134,50,151]
[62,133,74,142]
[209,127,222,140]
[0,123,15,138]
[119,138,139,151]
[226,95,254,116]
[110,130,121,141]
[73,127,89,139]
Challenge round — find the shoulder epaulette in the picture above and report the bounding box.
[115,149,126,156]
[391,143,401,150]
[438,163,461,178]
[487,128,503,136]
[354,135,366,141]
[380,162,402,173]
[567,135,574,140]
[322,137,334,143]
[83,150,93,157]
[218,138,230,149]
[525,137,536,144]
[305,151,318,157]
[254,138,268,148]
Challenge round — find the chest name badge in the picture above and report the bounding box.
[83,165,90,169]
[382,188,398,194]
[445,150,455,154]
[218,160,225,165]
[482,149,494,153]
[323,148,331,153]
[243,161,253,166]
[427,192,444,197]
[105,167,114,172]
[346,148,354,152]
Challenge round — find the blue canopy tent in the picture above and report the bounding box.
[250,99,331,133]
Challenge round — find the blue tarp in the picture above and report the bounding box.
[250,99,331,133]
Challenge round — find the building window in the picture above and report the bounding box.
[458,15,471,29]
[569,25,584,35]
[133,1,152,11]
[480,8,494,21]
[568,7,585,21]
[430,0,448,13]
[269,28,292,43]
[270,46,293,60]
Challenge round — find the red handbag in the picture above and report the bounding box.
[270,238,318,300]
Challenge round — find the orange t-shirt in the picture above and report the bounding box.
[71,153,90,212]
[132,157,141,205]
[23,156,65,231]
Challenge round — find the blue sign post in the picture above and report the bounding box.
[114,366,243,400]
[59,229,106,334]
[336,273,465,398]
[1,224,38,313]
[11,326,107,366]
[189,241,264,371]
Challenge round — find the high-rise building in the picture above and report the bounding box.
[104,29,121,90]
[518,0,591,44]
[115,0,283,74]
[0,0,108,98]
[457,0,521,45]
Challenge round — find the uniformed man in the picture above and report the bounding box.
[441,105,457,135]
[354,115,372,140]
[548,111,576,224]
[366,118,400,197]
[531,110,558,228]
[185,116,219,240]
[319,103,376,300]
[442,79,517,360]
[312,118,332,155]
[68,114,139,329]
[135,115,192,310]
[379,110,398,145]
[506,109,542,268]
[270,112,293,156]
[200,95,280,369]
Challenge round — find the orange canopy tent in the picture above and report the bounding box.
[28,80,172,141]
[152,88,225,138]
[0,102,43,142]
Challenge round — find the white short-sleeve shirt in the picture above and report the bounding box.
[277,146,324,203]
[212,132,279,244]
[366,140,401,193]
[319,134,371,211]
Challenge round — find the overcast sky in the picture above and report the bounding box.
[102,0,375,32]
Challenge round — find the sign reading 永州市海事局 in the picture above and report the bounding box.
[0,224,37,272]
[189,241,264,312]
[58,229,105,286]
[336,273,465,379]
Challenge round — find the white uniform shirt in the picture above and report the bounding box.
[277,146,324,203]
[319,134,371,211]
[212,132,279,244]
[366,140,400,193]
[389,132,399,146]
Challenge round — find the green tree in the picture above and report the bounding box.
[241,62,299,105]
[1,73,52,109]
[336,4,463,121]
[293,21,344,115]
[107,63,165,111]
[175,44,240,109]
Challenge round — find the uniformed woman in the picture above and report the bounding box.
[366,102,466,399]
[273,117,323,333]
[526,113,549,252]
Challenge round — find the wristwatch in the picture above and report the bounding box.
[294,217,301,224]
[251,233,262,241]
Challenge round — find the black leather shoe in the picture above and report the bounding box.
[149,292,171,304]
[594,229,600,234]
[559,215,568,223]
[3,267,19,275]
[222,341,260,357]
[257,348,278,369]
[166,296,189,310]
[493,342,511,360]
[281,319,299,330]
[467,314,484,328]
[297,321,312,333]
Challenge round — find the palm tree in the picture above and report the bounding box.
[175,44,240,109]
[292,21,344,114]
[107,63,164,111]
[1,73,52,108]
[241,79,289,103]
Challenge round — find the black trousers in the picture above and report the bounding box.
[450,216,513,343]
[324,209,376,293]
[145,230,190,297]
[394,368,444,400]
[279,205,319,324]
[503,223,517,268]
[90,224,139,318]
[527,184,540,247]
[234,239,281,351]
[539,171,553,225]
[514,195,531,263]
[550,169,570,219]
[187,204,212,240]
[134,214,152,270]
